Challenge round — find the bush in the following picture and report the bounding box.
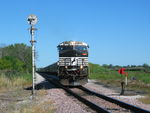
[1,43,32,73]
[0,56,24,72]
[89,63,109,73]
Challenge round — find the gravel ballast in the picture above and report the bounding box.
[47,89,91,113]
[35,74,150,113]
[85,80,150,111]
[47,80,150,113]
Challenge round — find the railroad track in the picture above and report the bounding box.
[77,86,150,113]
[38,72,150,113]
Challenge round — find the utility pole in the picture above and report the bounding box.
[27,14,38,96]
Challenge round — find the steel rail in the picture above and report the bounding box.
[79,86,150,113]
[48,79,110,113]
[38,73,110,113]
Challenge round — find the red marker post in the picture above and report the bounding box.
[118,68,126,74]
[118,68,128,85]
[118,68,128,95]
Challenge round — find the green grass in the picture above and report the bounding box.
[89,63,150,86]
[89,71,150,104]
[89,71,150,91]
[89,71,123,83]
[90,71,150,84]
[131,72,150,84]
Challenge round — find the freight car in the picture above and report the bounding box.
[57,41,89,86]
[38,62,58,75]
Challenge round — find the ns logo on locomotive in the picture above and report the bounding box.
[57,41,89,86]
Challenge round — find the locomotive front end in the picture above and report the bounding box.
[57,41,89,86]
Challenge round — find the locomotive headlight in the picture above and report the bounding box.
[80,65,83,69]
[65,66,68,69]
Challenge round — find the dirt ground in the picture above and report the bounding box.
[0,86,55,113]
[0,73,56,113]
[0,89,31,113]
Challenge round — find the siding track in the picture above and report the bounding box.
[78,86,150,113]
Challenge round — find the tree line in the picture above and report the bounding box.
[89,63,150,74]
[0,43,149,73]
[0,43,32,73]
[101,63,150,72]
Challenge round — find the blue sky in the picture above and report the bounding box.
[0,0,150,67]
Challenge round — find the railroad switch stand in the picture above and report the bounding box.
[120,81,125,95]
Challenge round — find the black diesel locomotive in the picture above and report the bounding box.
[57,41,89,86]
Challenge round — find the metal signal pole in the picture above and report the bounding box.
[27,15,38,96]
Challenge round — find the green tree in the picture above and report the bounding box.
[2,43,32,72]
[0,58,12,70]
[102,64,109,68]
[0,56,24,72]
[143,63,149,68]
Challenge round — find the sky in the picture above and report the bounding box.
[0,0,150,67]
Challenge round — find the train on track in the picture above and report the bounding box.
[38,41,89,86]
[57,41,89,86]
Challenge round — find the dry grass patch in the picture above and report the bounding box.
[13,99,55,113]
[12,89,55,113]
[0,75,14,92]
[0,73,32,92]
[138,94,150,104]
[37,89,48,96]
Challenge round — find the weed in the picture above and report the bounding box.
[37,89,48,96]
[0,73,32,91]
[13,96,55,113]
[138,94,150,104]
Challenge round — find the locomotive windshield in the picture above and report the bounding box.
[58,46,88,51]
[57,41,89,57]
[58,46,73,51]
[74,46,87,51]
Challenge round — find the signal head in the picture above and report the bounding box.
[27,14,38,26]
